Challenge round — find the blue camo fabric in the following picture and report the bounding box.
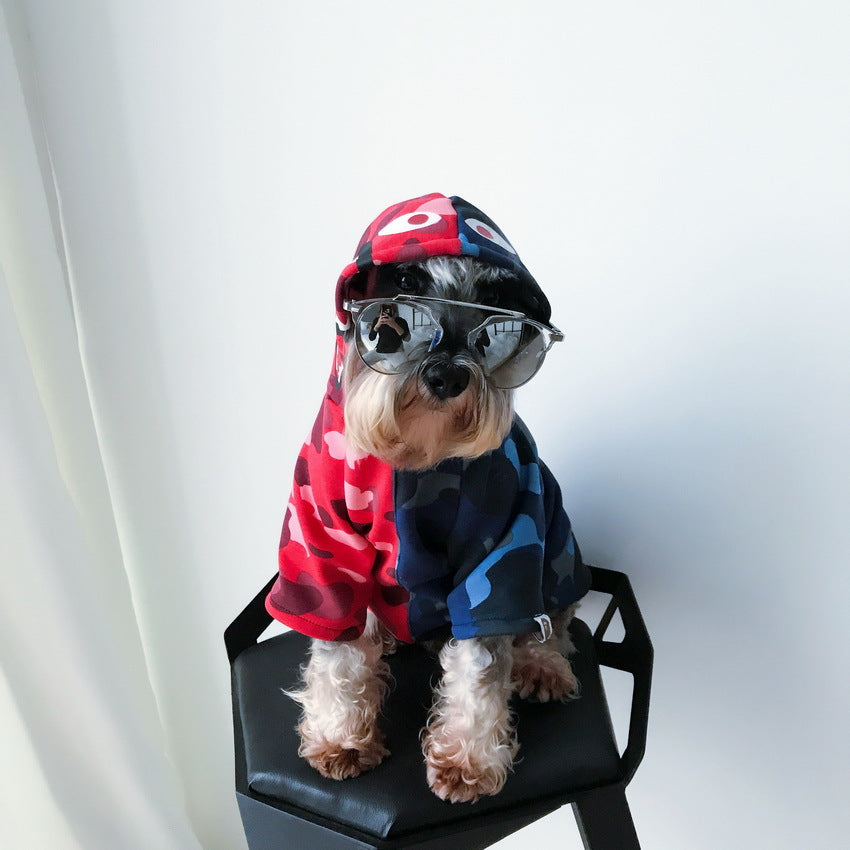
[394,417,591,641]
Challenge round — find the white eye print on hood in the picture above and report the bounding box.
[465,218,517,254]
[377,210,443,236]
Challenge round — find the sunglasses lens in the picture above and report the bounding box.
[481,321,550,388]
[352,301,436,373]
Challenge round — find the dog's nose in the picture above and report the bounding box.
[423,362,470,400]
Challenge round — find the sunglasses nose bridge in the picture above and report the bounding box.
[424,304,488,353]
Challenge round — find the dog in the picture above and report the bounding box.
[266,194,590,803]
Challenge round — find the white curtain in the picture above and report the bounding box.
[1,2,237,848]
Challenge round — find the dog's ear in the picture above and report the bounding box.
[484,271,552,325]
[345,271,368,302]
[518,279,552,324]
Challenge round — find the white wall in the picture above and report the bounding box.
[7,1,849,847]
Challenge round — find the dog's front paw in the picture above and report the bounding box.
[426,759,506,804]
[422,728,514,803]
[512,645,579,702]
[299,730,389,780]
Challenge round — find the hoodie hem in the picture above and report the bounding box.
[451,615,554,641]
[264,597,364,642]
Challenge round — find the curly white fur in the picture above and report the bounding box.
[343,346,513,470]
[422,636,518,802]
[292,613,580,798]
[287,613,391,779]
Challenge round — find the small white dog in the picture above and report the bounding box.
[266,194,590,803]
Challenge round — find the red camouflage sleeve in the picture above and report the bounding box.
[266,395,401,641]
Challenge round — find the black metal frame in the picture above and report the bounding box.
[225,566,653,850]
[585,567,653,785]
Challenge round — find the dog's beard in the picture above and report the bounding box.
[343,349,514,470]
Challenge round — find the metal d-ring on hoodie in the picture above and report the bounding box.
[266,193,590,644]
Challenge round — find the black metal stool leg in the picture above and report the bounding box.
[572,784,640,850]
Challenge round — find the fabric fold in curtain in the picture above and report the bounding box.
[0,6,203,849]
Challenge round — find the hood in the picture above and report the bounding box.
[266,194,589,644]
[328,193,551,399]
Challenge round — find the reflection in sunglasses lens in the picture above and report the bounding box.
[352,300,550,388]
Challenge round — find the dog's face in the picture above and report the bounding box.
[343,256,543,470]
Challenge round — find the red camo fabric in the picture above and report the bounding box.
[265,393,413,642]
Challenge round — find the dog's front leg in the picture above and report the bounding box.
[422,635,518,803]
[512,607,580,702]
[290,613,390,779]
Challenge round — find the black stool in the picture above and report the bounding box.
[226,566,652,850]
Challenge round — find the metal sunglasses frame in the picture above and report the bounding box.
[344,294,564,350]
[343,294,564,387]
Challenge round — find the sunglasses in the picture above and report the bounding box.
[344,295,563,389]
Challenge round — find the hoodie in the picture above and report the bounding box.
[266,193,590,643]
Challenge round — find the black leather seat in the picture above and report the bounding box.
[226,566,652,850]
